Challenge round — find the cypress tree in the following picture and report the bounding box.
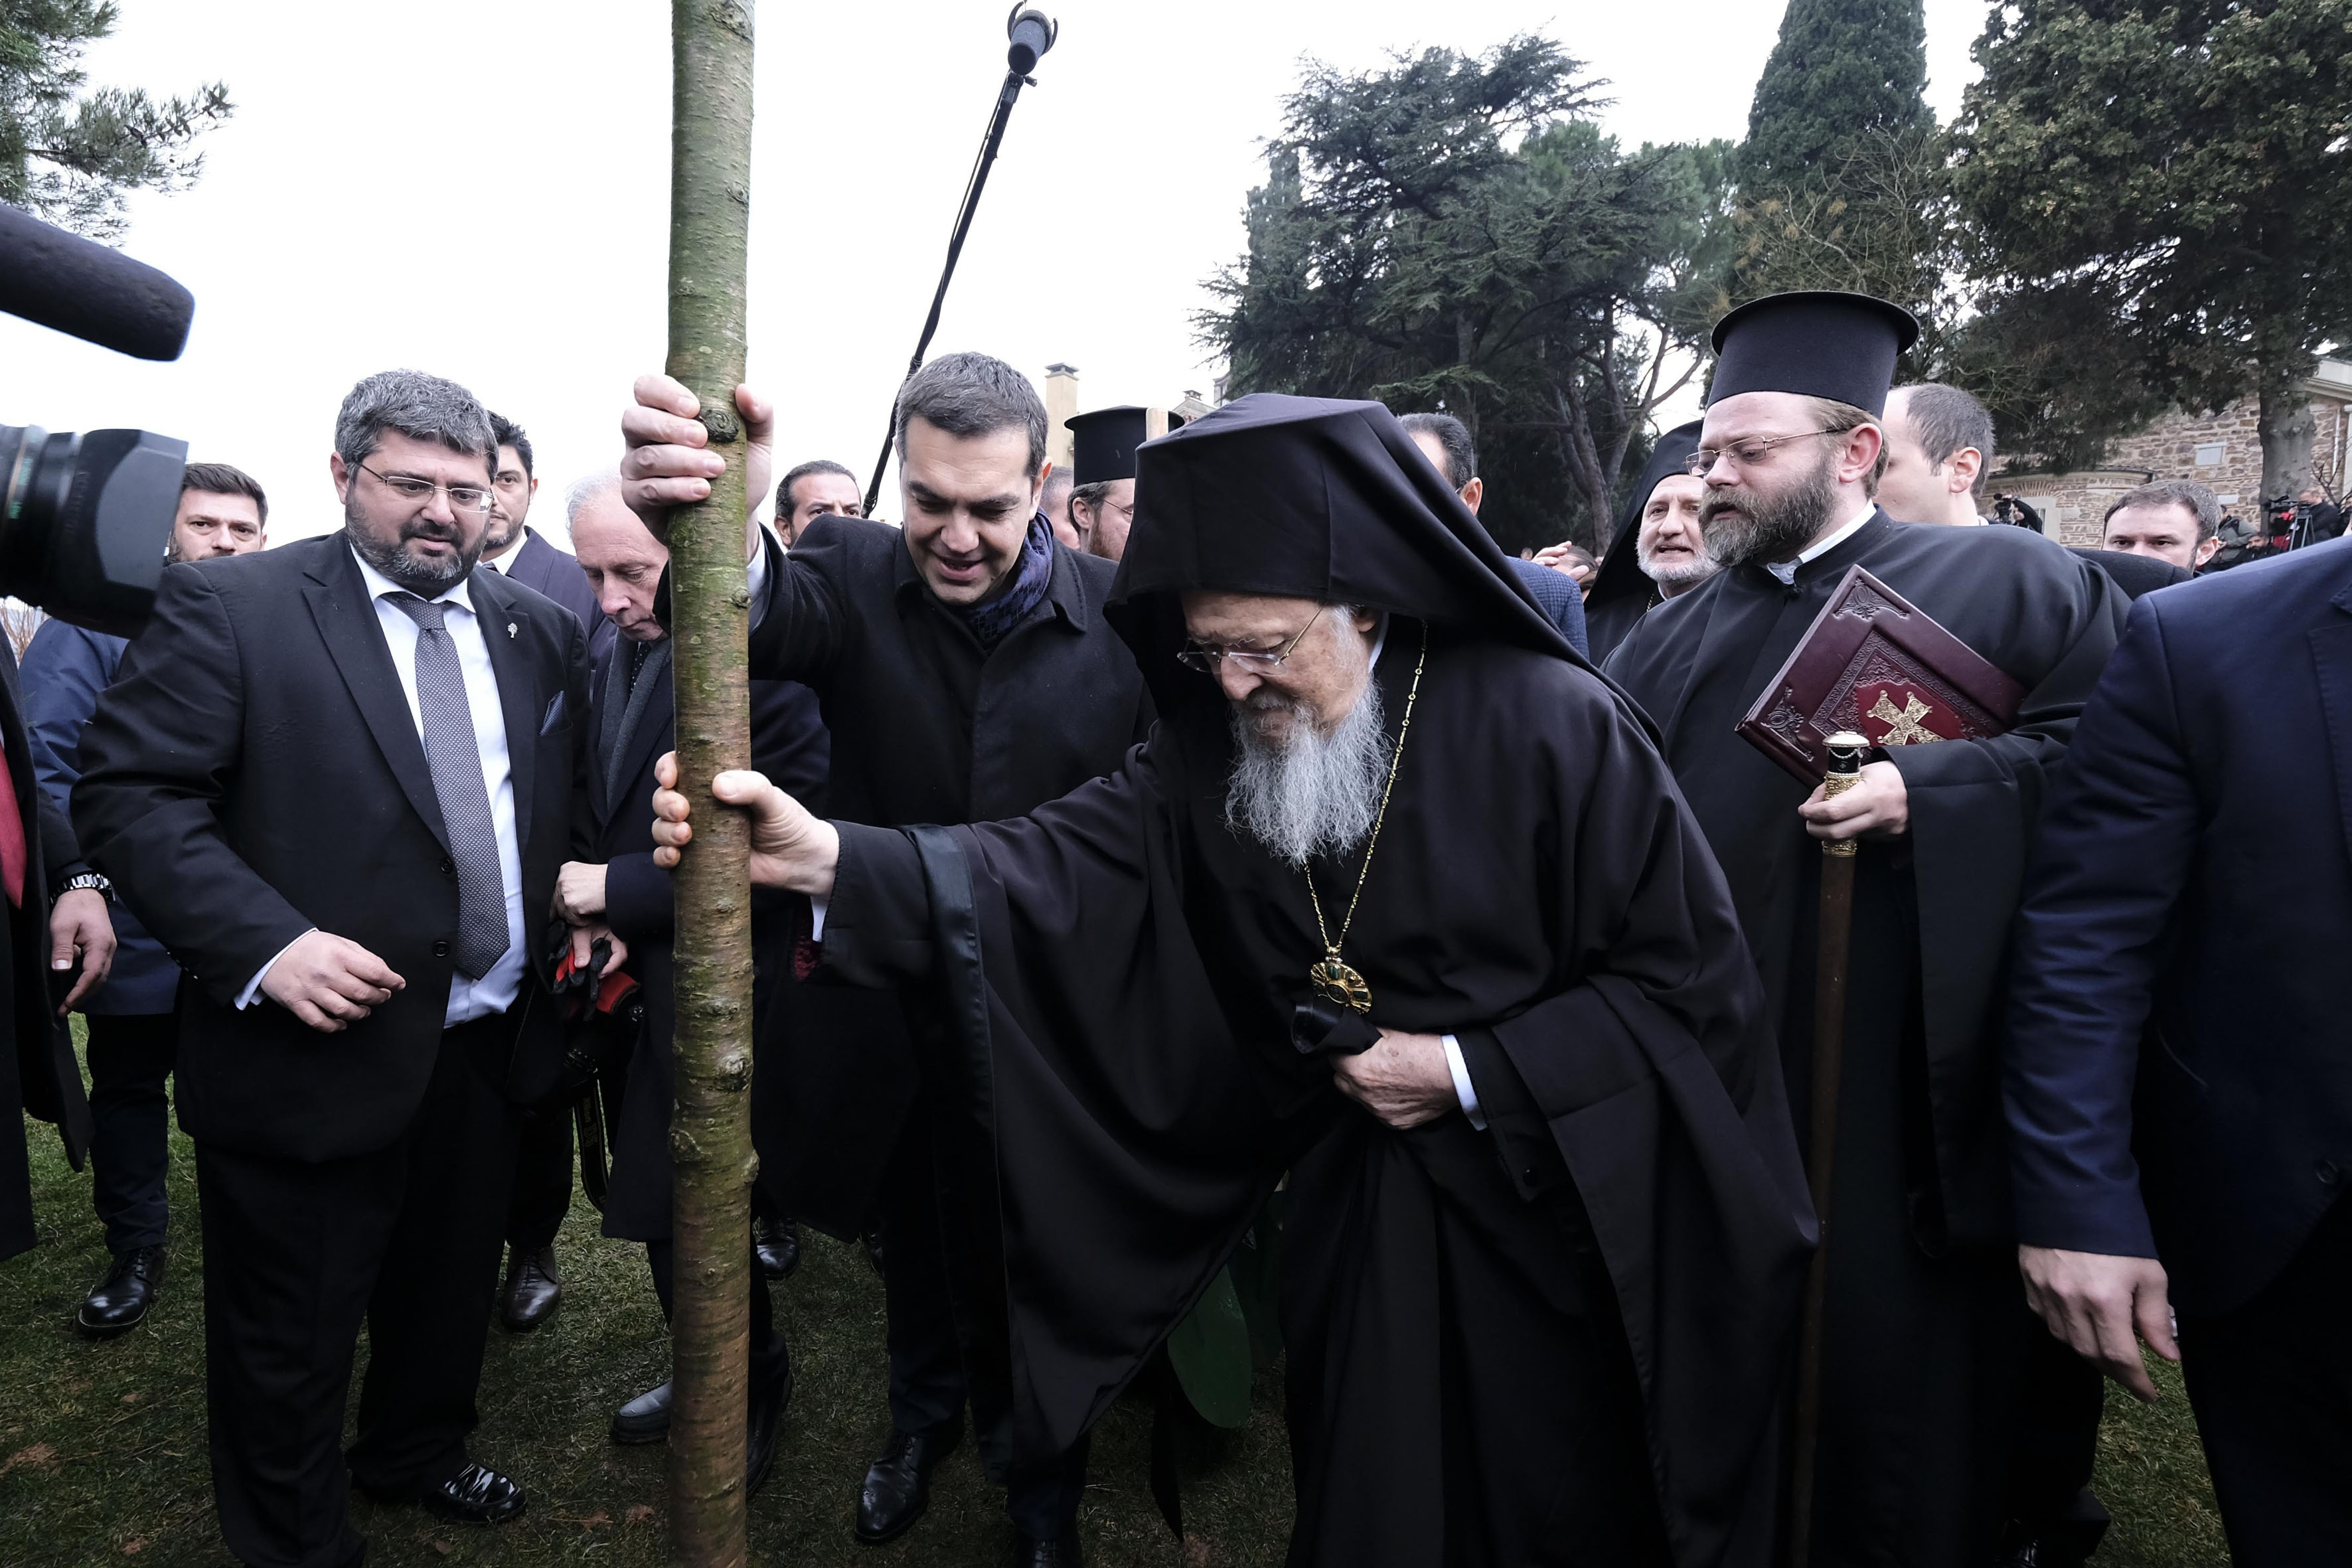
[1739,0,1930,192]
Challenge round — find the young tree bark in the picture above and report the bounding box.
[665,3,757,1564]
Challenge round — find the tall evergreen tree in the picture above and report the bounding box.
[1202,38,1730,552]
[1739,0,1930,191]
[1952,0,2352,501]
[0,1,231,239]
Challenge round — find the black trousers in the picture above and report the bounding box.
[2180,1192,2352,1567]
[880,1104,1088,1538]
[84,1010,177,1255]
[503,1099,573,1252]
[646,1237,791,1386]
[195,1017,520,1568]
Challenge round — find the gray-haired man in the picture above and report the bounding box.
[75,370,605,1567]
[620,352,1148,1567]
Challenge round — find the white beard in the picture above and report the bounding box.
[1223,665,1390,868]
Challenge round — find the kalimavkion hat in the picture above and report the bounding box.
[1707,291,1920,417]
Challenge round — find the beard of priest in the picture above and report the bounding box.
[1604,292,2130,1568]
[652,394,1816,1568]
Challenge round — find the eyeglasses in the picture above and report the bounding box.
[356,461,496,514]
[1685,427,1847,476]
[1176,615,1318,675]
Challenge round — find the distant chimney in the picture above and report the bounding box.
[1045,363,1079,471]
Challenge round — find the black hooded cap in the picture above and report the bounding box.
[1107,394,1578,715]
[1707,290,1919,417]
[1583,420,1704,664]
[1065,405,1151,486]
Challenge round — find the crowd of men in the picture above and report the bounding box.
[0,285,2344,1568]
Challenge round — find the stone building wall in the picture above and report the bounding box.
[1991,360,2352,547]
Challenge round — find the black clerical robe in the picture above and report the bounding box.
[813,626,1812,1568]
[1605,510,2125,1566]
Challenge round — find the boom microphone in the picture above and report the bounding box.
[0,202,196,362]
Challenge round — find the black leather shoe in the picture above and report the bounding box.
[755,1215,801,1279]
[610,1379,672,1445]
[746,1364,793,1496]
[1011,1529,1084,1567]
[854,1422,961,1545]
[499,1243,560,1333]
[358,1462,526,1526]
[76,1245,165,1338]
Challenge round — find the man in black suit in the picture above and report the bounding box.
[75,370,600,1568]
[2005,538,2352,1566]
[621,352,1148,1567]
[480,411,605,1332]
[547,473,826,1480]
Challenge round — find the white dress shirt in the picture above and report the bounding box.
[240,544,528,1026]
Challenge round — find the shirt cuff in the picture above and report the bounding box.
[1442,1032,1486,1131]
[237,931,314,1010]
[808,895,827,941]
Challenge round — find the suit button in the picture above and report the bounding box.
[432,939,451,958]
[439,856,455,876]
[2319,1161,2341,1188]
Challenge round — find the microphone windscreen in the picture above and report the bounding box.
[0,204,195,361]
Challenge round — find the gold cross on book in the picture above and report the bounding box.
[1868,690,1942,747]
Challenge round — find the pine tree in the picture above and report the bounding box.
[0,1,232,239]
[1952,0,2352,501]
[1739,0,1930,192]
[663,2,758,1563]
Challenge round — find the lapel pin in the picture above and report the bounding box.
[507,622,517,639]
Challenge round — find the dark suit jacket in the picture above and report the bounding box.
[2005,538,2352,1315]
[1505,556,1590,657]
[19,620,180,1013]
[586,630,829,1239]
[2070,545,2192,601]
[499,526,606,643]
[74,535,595,1162]
[0,631,94,1261]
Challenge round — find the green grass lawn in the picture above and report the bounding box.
[2,1065,2229,1566]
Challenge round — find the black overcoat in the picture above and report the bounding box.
[743,518,1149,1231]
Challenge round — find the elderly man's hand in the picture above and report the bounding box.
[2019,1245,2179,1403]
[650,751,840,898]
[1799,758,1909,840]
[50,888,116,1012]
[553,860,607,925]
[1331,1028,1460,1130]
[567,921,629,979]
[618,375,773,560]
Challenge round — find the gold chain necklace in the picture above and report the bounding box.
[1304,623,1428,1014]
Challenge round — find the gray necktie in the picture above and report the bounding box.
[385,593,510,979]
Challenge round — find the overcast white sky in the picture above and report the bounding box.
[3,0,1988,545]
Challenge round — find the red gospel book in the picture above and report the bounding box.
[1736,566,2026,785]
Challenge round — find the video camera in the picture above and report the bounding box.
[1,202,197,637]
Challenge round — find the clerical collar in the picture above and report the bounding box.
[1762,498,1877,586]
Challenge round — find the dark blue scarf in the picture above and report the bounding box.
[957,512,1056,653]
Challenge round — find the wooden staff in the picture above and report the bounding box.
[1789,730,1869,1565]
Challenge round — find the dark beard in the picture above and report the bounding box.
[1700,452,1839,568]
[345,507,480,593]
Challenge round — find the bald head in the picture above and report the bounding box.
[568,473,669,642]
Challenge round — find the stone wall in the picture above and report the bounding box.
[1991,362,2352,548]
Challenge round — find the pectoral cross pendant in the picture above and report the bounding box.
[1310,951,1372,1013]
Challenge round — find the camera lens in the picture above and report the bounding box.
[0,422,185,636]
